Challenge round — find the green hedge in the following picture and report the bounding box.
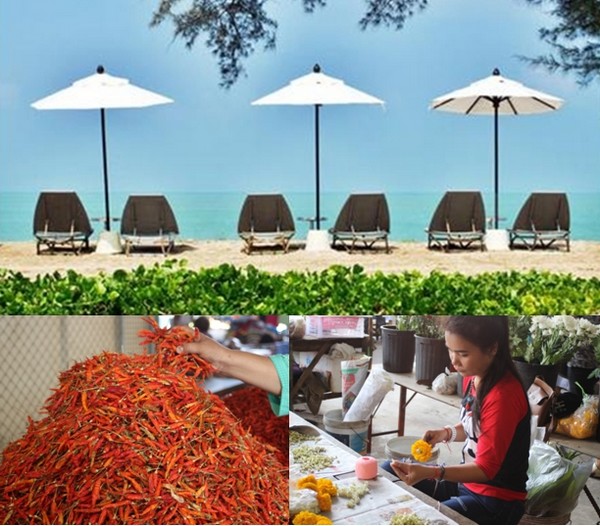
[1,261,599,314]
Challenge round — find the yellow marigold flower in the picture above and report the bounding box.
[316,518,333,525]
[411,439,433,462]
[292,511,333,525]
[316,491,332,512]
[316,478,338,497]
[297,474,317,488]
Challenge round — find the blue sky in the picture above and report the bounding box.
[1,0,599,197]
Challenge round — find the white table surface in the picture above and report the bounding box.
[290,412,475,525]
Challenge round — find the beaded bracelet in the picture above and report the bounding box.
[444,425,457,443]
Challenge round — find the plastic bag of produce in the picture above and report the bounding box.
[554,394,598,440]
[525,440,593,517]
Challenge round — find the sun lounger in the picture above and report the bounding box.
[33,191,93,255]
[426,191,486,251]
[120,195,179,255]
[329,193,391,253]
[237,194,295,254]
[509,192,570,251]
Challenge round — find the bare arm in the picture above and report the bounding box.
[177,332,282,396]
[423,423,466,445]
[391,460,489,486]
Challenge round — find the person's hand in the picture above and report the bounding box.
[390,460,430,486]
[176,328,224,371]
[422,428,449,446]
[176,325,200,343]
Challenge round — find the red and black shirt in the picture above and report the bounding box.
[460,373,531,501]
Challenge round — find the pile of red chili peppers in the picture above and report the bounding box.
[221,386,289,466]
[0,318,288,524]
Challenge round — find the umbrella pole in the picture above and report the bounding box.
[315,104,321,230]
[494,103,499,229]
[100,107,111,232]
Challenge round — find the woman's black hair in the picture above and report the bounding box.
[444,316,525,432]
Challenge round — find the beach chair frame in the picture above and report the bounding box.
[509,192,570,252]
[329,193,391,254]
[426,191,486,252]
[237,194,295,254]
[33,192,93,255]
[120,195,179,256]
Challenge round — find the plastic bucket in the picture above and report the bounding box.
[381,327,415,374]
[324,409,369,455]
[414,336,450,386]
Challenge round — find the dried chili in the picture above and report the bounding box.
[0,318,288,525]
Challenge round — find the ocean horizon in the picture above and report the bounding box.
[2,191,598,243]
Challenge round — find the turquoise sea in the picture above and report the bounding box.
[2,191,599,242]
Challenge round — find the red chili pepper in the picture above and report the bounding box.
[0,319,288,525]
[222,386,289,466]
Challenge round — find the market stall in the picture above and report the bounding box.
[0,317,289,525]
[289,412,475,525]
[370,363,600,523]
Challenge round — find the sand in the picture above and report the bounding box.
[1,239,599,278]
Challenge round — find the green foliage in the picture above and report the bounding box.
[1,262,600,314]
[151,1,600,88]
[522,0,600,86]
[150,0,277,88]
[412,315,445,339]
[508,315,532,359]
[149,0,437,88]
[394,315,420,331]
[358,0,429,30]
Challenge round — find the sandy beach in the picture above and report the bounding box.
[1,239,599,278]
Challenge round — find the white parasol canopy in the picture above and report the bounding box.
[252,64,384,230]
[431,68,563,228]
[32,65,173,231]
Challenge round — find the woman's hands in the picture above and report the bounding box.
[422,428,450,445]
[390,460,433,486]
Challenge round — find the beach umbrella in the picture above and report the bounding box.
[31,65,173,231]
[430,68,563,229]
[252,64,384,230]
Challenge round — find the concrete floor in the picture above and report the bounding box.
[293,341,600,525]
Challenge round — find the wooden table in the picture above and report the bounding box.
[290,335,372,402]
[290,412,475,525]
[372,364,600,521]
[368,364,462,445]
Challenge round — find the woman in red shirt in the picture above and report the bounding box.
[387,316,531,525]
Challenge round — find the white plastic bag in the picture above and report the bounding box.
[343,368,394,422]
[341,356,370,416]
[432,369,458,395]
[525,440,593,517]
